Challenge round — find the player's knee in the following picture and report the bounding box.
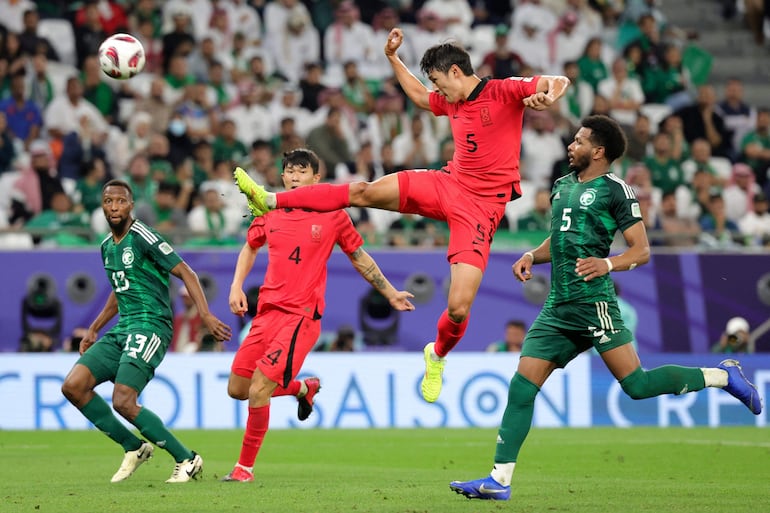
[227,382,248,400]
[446,304,470,323]
[61,377,81,403]
[619,368,650,400]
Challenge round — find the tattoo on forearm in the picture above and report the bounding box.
[361,263,387,290]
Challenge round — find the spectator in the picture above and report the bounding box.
[74,1,107,69]
[644,132,685,195]
[738,191,770,245]
[171,285,204,353]
[81,55,118,123]
[558,60,594,130]
[641,43,691,109]
[74,0,128,36]
[391,113,438,171]
[161,7,196,72]
[24,190,91,246]
[598,56,645,127]
[521,111,566,190]
[124,153,156,205]
[228,82,273,147]
[341,60,375,125]
[323,1,378,85]
[318,325,357,352]
[717,77,756,153]
[27,53,55,109]
[548,10,588,75]
[306,106,352,180]
[298,62,326,112]
[482,24,526,80]
[44,76,108,146]
[517,188,552,232]
[723,162,761,222]
[18,7,58,61]
[186,182,242,245]
[658,190,701,247]
[486,320,526,352]
[268,85,312,137]
[624,113,653,162]
[739,107,770,188]
[699,189,739,247]
[674,84,732,159]
[13,139,63,215]
[134,180,188,237]
[712,317,751,353]
[245,54,285,104]
[74,157,108,215]
[212,118,249,164]
[0,111,16,172]
[135,77,174,134]
[681,138,729,187]
[577,37,608,93]
[267,6,320,85]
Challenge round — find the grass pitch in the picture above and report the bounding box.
[2,427,766,513]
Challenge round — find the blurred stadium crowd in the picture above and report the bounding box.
[0,0,768,250]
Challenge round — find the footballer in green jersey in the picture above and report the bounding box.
[62,179,232,484]
[450,116,762,501]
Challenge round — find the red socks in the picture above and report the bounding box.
[433,309,468,357]
[276,183,351,211]
[238,405,269,468]
[272,380,301,397]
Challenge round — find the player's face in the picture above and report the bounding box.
[567,127,596,173]
[282,164,320,189]
[102,185,134,231]
[428,67,463,103]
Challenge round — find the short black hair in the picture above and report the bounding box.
[282,148,320,174]
[581,115,627,163]
[102,179,133,199]
[420,41,474,76]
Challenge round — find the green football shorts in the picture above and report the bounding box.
[77,325,171,393]
[521,300,633,368]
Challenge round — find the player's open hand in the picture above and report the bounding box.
[201,312,233,342]
[523,91,554,110]
[389,290,416,311]
[512,253,534,282]
[384,28,403,56]
[575,257,611,282]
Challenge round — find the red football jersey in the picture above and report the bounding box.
[247,208,363,319]
[429,76,539,202]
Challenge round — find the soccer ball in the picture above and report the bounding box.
[98,34,146,80]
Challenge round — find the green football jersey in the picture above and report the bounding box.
[100,220,182,330]
[546,172,642,306]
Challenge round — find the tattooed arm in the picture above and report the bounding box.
[346,247,415,311]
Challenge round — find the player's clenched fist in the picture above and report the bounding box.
[385,28,403,56]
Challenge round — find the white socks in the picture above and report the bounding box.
[266,193,277,209]
[701,367,729,388]
[490,462,515,486]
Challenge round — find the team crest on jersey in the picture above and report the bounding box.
[311,224,322,242]
[579,189,597,207]
[480,106,492,126]
[122,247,134,267]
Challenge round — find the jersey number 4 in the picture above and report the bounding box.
[288,246,302,264]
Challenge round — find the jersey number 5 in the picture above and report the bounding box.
[560,208,572,231]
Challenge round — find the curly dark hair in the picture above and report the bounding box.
[419,42,474,76]
[581,115,627,163]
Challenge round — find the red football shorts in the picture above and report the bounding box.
[231,307,321,387]
[397,170,509,271]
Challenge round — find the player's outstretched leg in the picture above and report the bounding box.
[234,167,271,216]
[111,441,154,483]
[165,452,203,483]
[449,475,511,500]
[221,465,255,482]
[421,342,446,402]
[718,359,762,414]
[297,377,321,421]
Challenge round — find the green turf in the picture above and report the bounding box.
[1,427,766,513]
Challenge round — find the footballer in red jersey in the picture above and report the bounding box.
[234,28,570,404]
[222,149,415,482]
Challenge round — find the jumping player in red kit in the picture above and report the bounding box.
[223,148,415,482]
[234,28,570,403]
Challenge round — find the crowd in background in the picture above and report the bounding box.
[0,0,768,251]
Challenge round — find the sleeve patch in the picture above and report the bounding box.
[631,203,642,218]
[159,242,174,254]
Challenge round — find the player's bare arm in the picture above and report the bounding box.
[512,237,552,282]
[229,242,259,316]
[384,28,431,111]
[172,261,233,341]
[348,247,416,311]
[80,291,119,354]
[523,75,571,110]
[575,221,650,281]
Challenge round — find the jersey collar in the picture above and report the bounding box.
[466,77,490,101]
